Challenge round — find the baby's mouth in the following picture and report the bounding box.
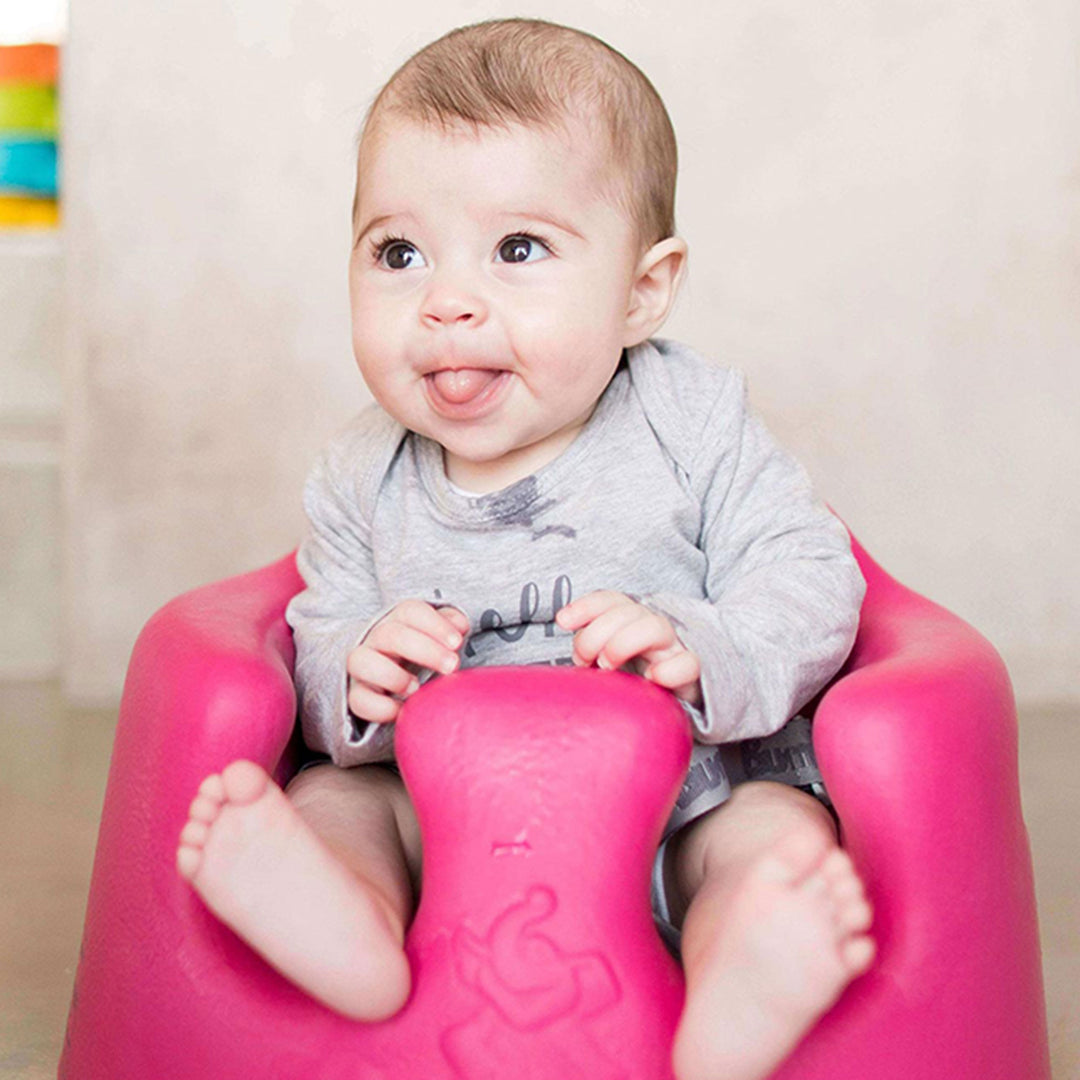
[423,367,511,420]
[429,368,500,405]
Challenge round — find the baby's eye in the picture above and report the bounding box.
[496,234,551,264]
[373,237,426,271]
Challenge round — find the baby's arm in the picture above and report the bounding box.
[286,419,423,765]
[635,372,865,745]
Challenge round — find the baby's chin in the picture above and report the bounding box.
[438,438,532,473]
[438,430,566,491]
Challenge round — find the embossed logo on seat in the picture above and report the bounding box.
[441,885,627,1078]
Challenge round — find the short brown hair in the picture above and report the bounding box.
[353,18,678,252]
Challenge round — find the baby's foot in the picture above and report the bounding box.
[176,760,410,1020]
[672,843,875,1080]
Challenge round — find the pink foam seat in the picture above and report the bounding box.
[60,536,1051,1079]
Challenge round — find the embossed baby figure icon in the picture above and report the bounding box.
[444,885,624,1079]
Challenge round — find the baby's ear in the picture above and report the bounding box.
[623,237,688,347]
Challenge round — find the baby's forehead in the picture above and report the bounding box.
[355,111,625,212]
[365,106,611,163]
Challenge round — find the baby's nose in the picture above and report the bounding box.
[420,281,488,327]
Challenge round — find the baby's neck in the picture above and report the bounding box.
[442,443,556,495]
[442,408,596,495]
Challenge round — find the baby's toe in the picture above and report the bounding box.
[220,759,270,805]
[176,840,203,881]
[819,848,857,885]
[835,895,874,935]
[821,851,870,899]
[186,772,228,823]
[188,793,223,824]
[180,819,210,848]
[840,935,876,974]
[198,773,227,802]
[176,812,214,880]
[829,875,866,907]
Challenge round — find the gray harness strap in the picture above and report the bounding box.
[720,714,825,789]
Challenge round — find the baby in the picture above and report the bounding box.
[176,18,875,1080]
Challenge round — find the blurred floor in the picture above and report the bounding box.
[0,682,113,1078]
[0,682,1076,1078]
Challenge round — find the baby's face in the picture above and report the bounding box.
[348,115,647,492]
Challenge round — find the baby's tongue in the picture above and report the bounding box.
[431,368,499,404]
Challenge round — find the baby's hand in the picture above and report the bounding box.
[347,601,469,723]
[555,591,702,707]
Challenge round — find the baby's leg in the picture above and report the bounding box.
[668,781,875,1080]
[176,759,420,1021]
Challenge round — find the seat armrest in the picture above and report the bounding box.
[118,553,303,778]
[102,552,305,895]
[815,557,1018,861]
[810,549,1029,1014]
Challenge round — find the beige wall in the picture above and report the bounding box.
[0,236,63,678]
[60,0,1079,704]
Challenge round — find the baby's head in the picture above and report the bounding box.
[356,17,678,257]
[348,18,688,492]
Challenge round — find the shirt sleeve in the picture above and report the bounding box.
[640,370,865,744]
[284,423,400,766]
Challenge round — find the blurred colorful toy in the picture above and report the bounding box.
[0,43,60,227]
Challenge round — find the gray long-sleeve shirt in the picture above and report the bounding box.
[285,336,865,770]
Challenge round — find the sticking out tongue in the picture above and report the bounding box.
[430,368,500,404]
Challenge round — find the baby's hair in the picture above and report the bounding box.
[353,17,678,253]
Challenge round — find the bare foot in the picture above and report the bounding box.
[672,843,875,1080]
[176,760,410,1021]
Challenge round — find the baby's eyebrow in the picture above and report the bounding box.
[351,208,585,249]
[354,211,416,247]
[498,210,584,240]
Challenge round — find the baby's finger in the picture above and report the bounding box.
[347,680,403,724]
[435,605,471,638]
[347,646,419,698]
[387,600,466,652]
[645,649,701,694]
[555,590,631,631]
[572,603,650,667]
[599,611,679,669]
[366,620,460,675]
